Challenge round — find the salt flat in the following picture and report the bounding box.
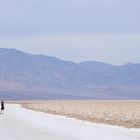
[0,104,140,140]
[23,100,140,128]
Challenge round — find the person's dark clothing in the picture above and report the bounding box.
[1,101,4,110]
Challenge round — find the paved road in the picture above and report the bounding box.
[0,104,140,140]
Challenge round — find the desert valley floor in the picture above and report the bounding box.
[0,101,139,140]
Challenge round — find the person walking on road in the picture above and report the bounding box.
[1,100,5,114]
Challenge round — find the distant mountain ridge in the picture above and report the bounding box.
[0,48,139,100]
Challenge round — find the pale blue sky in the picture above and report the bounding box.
[0,0,140,65]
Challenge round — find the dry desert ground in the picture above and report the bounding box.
[21,100,140,128]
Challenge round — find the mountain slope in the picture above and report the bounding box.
[0,48,139,99]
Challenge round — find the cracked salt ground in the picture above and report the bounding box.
[0,104,139,140]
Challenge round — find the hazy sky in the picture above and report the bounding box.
[0,0,140,65]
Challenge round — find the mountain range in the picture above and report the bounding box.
[0,48,139,100]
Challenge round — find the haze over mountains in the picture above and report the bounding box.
[0,48,139,100]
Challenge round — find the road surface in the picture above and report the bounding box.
[0,104,140,140]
